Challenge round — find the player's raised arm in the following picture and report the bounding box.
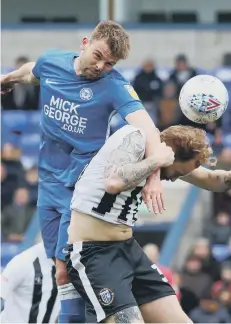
[125,109,162,158]
[1,49,57,91]
[125,109,164,210]
[1,62,39,89]
[111,81,168,213]
[104,129,174,194]
[181,166,231,192]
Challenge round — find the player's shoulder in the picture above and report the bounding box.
[13,242,45,263]
[2,247,32,277]
[37,49,77,64]
[108,125,146,144]
[1,244,46,284]
[104,69,140,101]
[106,68,130,85]
[25,242,48,261]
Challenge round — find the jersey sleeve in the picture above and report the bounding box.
[1,256,25,299]
[103,125,146,163]
[110,78,145,119]
[32,49,58,79]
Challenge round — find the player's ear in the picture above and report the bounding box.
[80,37,89,50]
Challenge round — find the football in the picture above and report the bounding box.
[179,75,229,124]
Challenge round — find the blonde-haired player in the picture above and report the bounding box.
[67,125,230,323]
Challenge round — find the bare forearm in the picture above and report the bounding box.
[4,62,38,85]
[145,128,161,161]
[143,126,162,180]
[183,168,231,192]
[105,156,163,193]
[213,170,231,192]
[125,110,161,157]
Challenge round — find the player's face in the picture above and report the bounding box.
[79,38,118,79]
[161,158,199,182]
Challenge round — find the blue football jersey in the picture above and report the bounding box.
[33,49,144,186]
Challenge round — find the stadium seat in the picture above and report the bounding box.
[170,12,198,23]
[139,12,168,23]
[2,110,28,131]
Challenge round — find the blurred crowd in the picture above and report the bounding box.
[132,53,231,165]
[1,56,40,242]
[1,141,38,241]
[143,240,231,323]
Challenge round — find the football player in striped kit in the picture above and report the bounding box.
[1,242,60,323]
[67,124,231,323]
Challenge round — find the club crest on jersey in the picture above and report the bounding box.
[124,84,139,100]
[80,88,93,101]
[34,276,42,285]
[99,288,114,306]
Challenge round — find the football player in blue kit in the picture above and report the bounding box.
[1,21,172,323]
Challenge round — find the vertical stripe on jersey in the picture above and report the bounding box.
[42,266,58,323]
[92,192,117,215]
[28,258,43,323]
[117,186,142,222]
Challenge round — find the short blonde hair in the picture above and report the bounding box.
[90,20,130,60]
[160,125,213,166]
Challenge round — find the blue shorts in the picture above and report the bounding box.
[37,179,74,261]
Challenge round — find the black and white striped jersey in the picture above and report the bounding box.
[1,242,60,323]
[71,125,146,226]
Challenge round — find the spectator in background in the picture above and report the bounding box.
[223,52,231,67]
[212,262,231,299]
[189,293,231,323]
[205,99,231,158]
[25,165,38,207]
[1,187,35,242]
[180,255,212,303]
[218,289,231,316]
[207,211,231,246]
[168,54,197,96]
[143,243,181,300]
[1,138,26,209]
[1,163,10,209]
[213,189,231,217]
[223,238,231,264]
[192,238,221,282]
[143,243,174,284]
[219,100,231,164]
[157,81,180,131]
[133,58,163,122]
[1,56,40,111]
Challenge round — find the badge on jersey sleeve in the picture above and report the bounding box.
[124,85,140,100]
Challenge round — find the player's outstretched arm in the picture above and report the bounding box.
[181,166,231,192]
[1,62,39,90]
[104,130,174,194]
